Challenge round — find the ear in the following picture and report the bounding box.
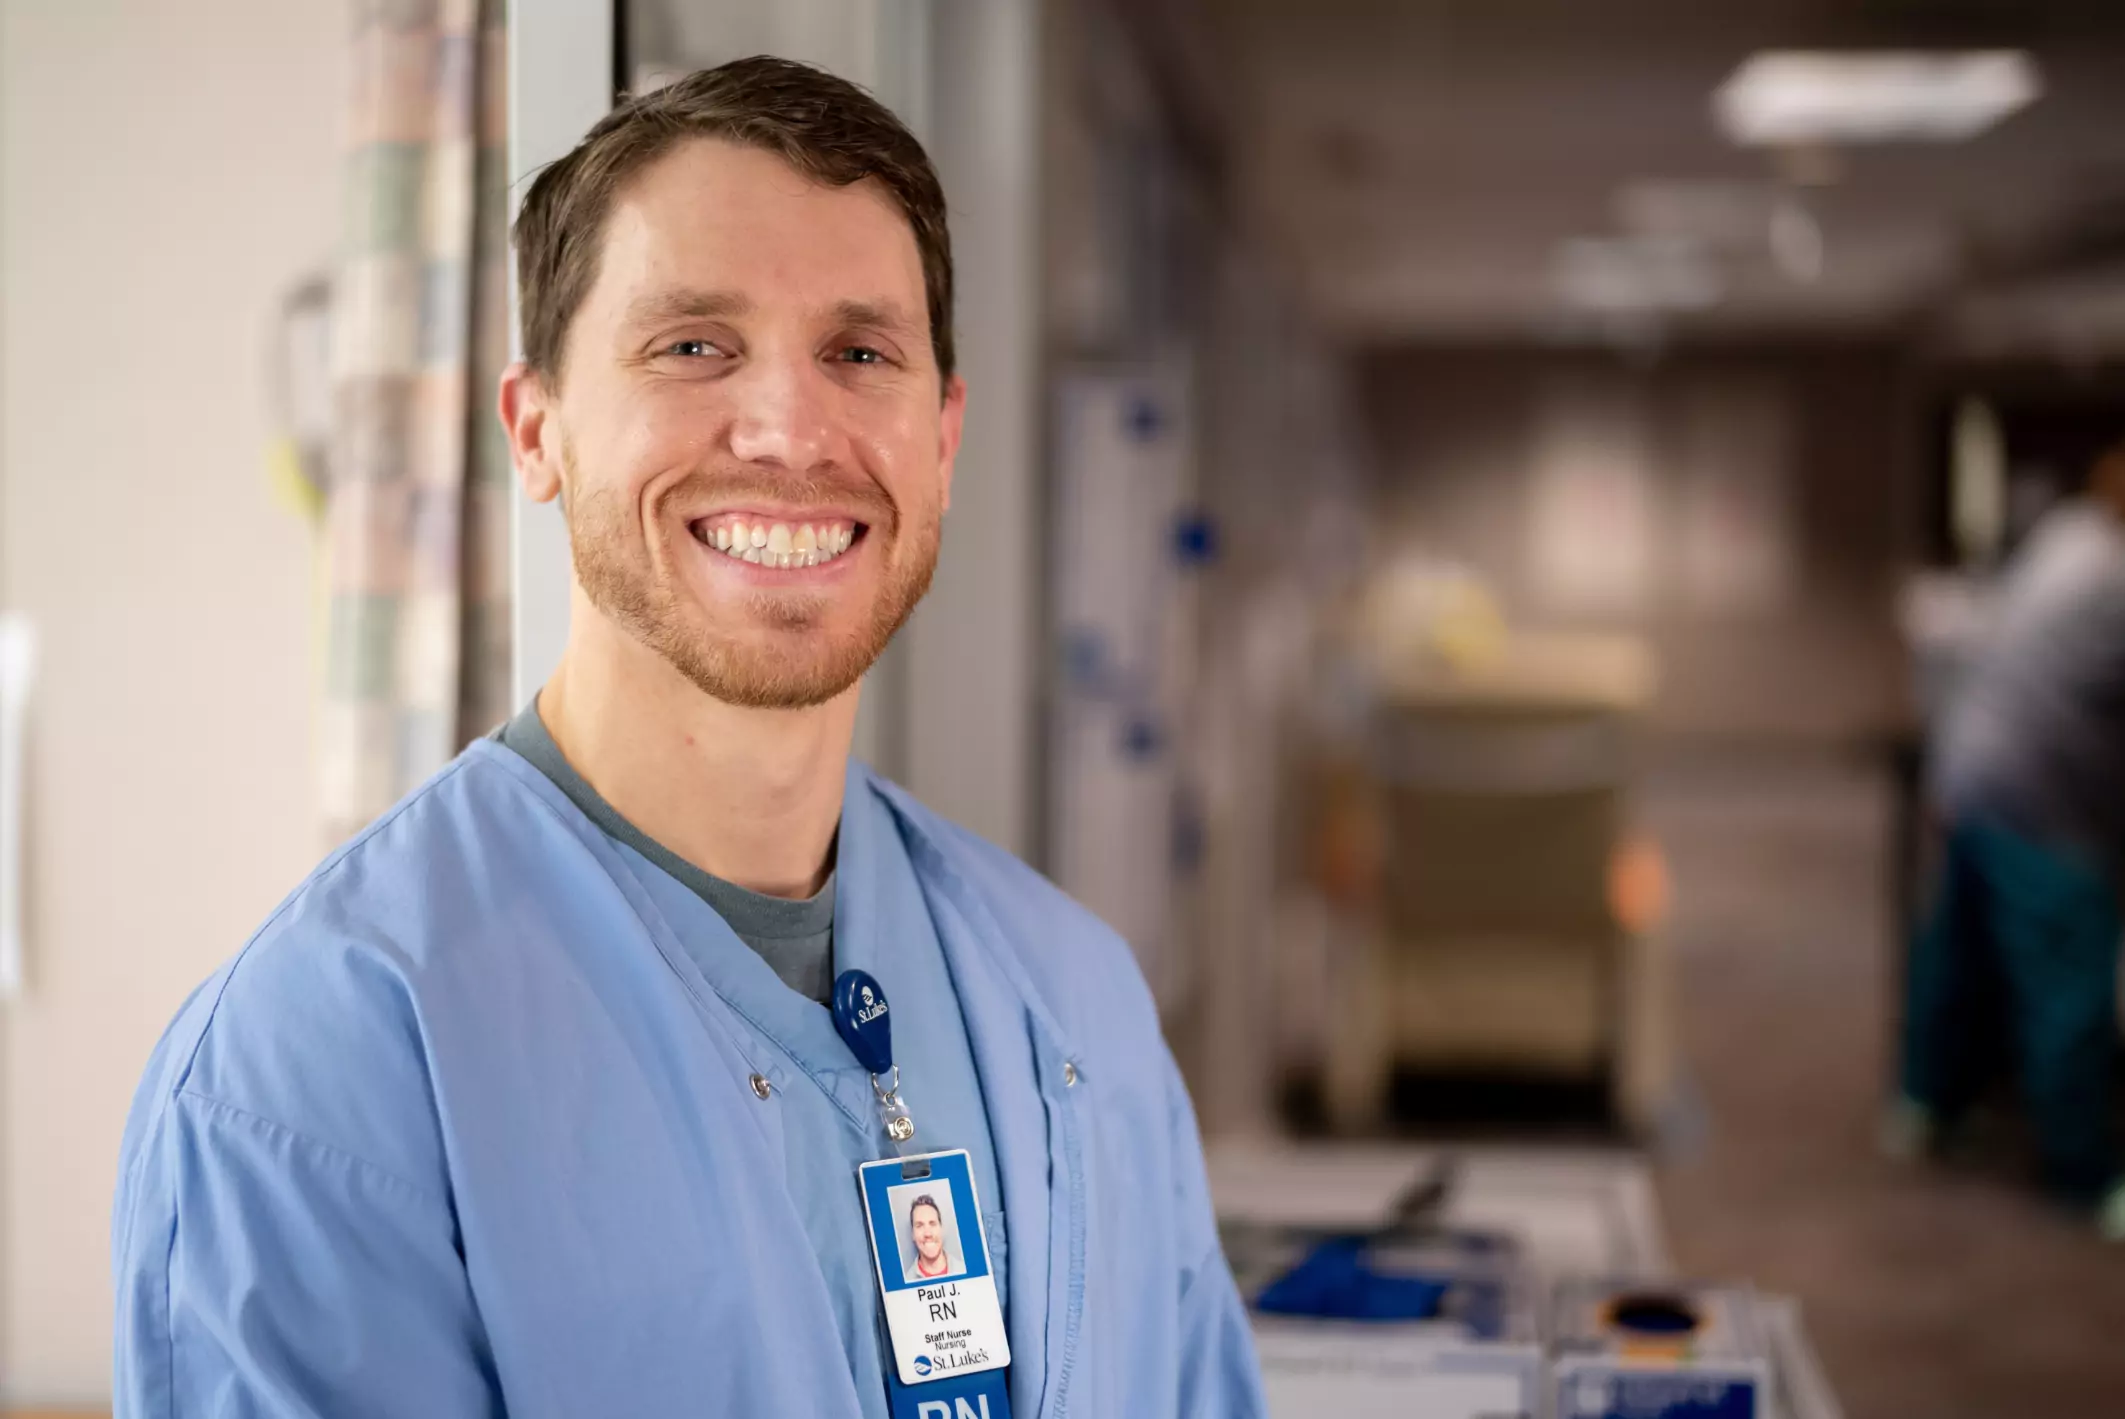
[498,361,564,504]
[936,374,967,514]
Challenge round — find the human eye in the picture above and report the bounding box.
[833,344,892,367]
[663,337,727,359]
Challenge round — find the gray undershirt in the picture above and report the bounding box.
[492,700,837,1002]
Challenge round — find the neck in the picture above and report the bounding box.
[918,1253,947,1276]
[539,596,858,899]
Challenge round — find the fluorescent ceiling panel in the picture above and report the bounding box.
[1714,50,2041,145]
[1552,236,1725,313]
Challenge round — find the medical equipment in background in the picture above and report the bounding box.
[1209,1143,1840,1419]
[1552,1280,1771,1419]
[1223,1162,1545,1416]
[1047,364,1204,1011]
[1318,562,1672,1134]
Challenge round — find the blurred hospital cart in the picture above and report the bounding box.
[1324,631,1675,1137]
[1209,1142,1844,1419]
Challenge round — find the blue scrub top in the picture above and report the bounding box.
[611,772,1009,1396]
[112,743,1267,1418]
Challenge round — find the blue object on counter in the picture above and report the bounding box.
[1252,1236,1452,1322]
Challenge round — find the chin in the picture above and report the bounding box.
[663,623,881,710]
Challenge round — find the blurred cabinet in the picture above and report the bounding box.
[1326,635,1673,1134]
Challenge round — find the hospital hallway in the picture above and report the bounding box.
[10,1,2125,1413]
[1644,746,2125,1419]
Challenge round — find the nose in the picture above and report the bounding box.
[725,354,838,473]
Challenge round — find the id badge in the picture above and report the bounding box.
[859,1149,1011,1389]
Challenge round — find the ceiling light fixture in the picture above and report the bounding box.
[1713,50,2041,145]
[1552,236,1726,314]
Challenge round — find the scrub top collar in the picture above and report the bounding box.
[475,739,1080,1067]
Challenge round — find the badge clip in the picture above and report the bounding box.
[833,969,917,1148]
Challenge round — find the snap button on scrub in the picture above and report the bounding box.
[1062,1060,1079,1087]
[749,1074,772,1100]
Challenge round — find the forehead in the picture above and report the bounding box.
[585,137,926,323]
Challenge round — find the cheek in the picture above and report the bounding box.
[633,386,723,459]
[580,385,718,494]
[853,404,946,501]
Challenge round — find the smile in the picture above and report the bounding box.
[691,515,862,570]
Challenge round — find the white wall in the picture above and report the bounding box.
[0,0,342,1400]
[903,0,1042,857]
[1360,347,1914,744]
[509,0,612,712]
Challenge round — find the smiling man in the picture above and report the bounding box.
[907,1194,953,1281]
[112,57,1264,1419]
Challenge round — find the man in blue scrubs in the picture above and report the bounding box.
[113,57,1266,1417]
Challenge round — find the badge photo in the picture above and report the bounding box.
[860,1150,1011,1386]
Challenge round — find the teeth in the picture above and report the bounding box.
[700,518,860,569]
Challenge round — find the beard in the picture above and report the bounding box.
[565,454,940,710]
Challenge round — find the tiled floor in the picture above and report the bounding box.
[1644,749,2125,1419]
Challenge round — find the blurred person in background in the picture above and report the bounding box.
[1893,437,2125,1234]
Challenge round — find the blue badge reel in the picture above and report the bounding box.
[835,968,917,1145]
[834,969,896,1075]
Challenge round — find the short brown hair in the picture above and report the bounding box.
[512,56,954,383]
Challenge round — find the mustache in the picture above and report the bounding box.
[664,468,897,527]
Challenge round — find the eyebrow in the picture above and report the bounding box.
[623,291,923,341]
[830,298,922,336]
[624,289,753,329]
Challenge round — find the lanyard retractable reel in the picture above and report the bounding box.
[832,968,916,1150]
